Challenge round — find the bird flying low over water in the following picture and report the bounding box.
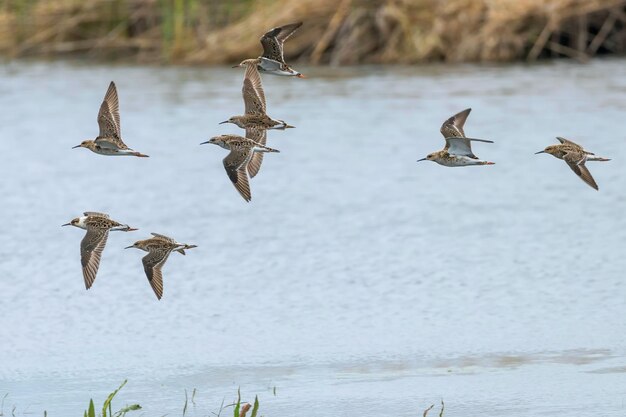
[63,212,137,290]
[535,137,610,190]
[221,60,294,130]
[73,81,149,157]
[233,22,304,77]
[201,134,279,202]
[417,108,495,167]
[125,233,197,300]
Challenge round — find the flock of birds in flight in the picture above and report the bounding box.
[63,21,611,300]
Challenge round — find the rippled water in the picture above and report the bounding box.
[0,59,625,416]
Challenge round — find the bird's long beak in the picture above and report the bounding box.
[124,245,134,249]
[200,140,210,145]
[535,150,545,154]
[61,223,71,227]
[219,120,229,125]
[416,158,428,162]
[231,64,240,68]
[72,145,81,149]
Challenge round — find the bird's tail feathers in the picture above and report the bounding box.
[261,145,280,153]
[273,120,295,130]
[587,155,610,162]
[113,225,138,232]
[176,244,198,255]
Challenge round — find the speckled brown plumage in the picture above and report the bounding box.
[260,22,302,63]
[201,134,279,202]
[234,22,304,77]
[222,62,294,130]
[73,82,149,157]
[126,233,197,300]
[63,211,137,289]
[536,137,610,190]
[418,108,494,167]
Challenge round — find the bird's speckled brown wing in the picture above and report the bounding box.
[243,63,266,115]
[84,211,109,218]
[80,228,109,289]
[246,128,267,178]
[150,233,176,243]
[142,248,171,300]
[441,108,471,148]
[557,137,584,150]
[260,22,303,62]
[563,151,598,190]
[97,82,120,138]
[96,81,128,149]
[223,149,253,202]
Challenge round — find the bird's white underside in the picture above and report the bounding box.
[435,156,489,167]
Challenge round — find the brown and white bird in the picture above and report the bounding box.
[233,22,304,77]
[73,81,149,157]
[535,137,610,190]
[221,61,294,130]
[417,108,495,167]
[201,134,279,202]
[125,233,197,300]
[63,212,138,290]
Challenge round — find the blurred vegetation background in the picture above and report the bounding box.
[1,0,625,65]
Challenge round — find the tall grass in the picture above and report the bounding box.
[1,0,625,63]
[82,380,141,417]
[0,384,443,417]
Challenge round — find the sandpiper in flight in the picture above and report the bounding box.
[417,108,495,167]
[125,233,197,300]
[221,60,294,130]
[63,212,138,289]
[233,22,304,77]
[73,81,149,157]
[201,134,279,202]
[535,137,610,190]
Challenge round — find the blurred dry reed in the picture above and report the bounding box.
[1,0,625,64]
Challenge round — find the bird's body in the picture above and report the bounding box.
[223,60,294,130]
[234,22,304,78]
[201,134,279,202]
[223,113,292,130]
[73,81,149,157]
[63,212,137,290]
[207,134,276,153]
[257,57,300,77]
[126,233,197,300]
[417,108,495,167]
[535,137,610,190]
[422,150,494,167]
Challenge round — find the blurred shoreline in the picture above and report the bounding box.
[1,0,626,65]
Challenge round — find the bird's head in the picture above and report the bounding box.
[417,153,437,162]
[232,59,258,68]
[62,217,83,228]
[72,140,95,150]
[535,145,559,156]
[124,241,140,250]
[219,116,244,127]
[201,135,227,148]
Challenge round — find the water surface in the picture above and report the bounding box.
[0,59,625,416]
